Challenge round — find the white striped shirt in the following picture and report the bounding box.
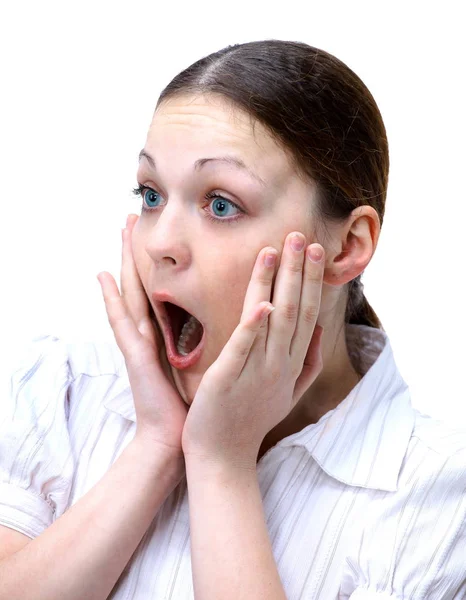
[1,324,465,599]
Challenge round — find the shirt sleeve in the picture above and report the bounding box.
[339,447,466,599]
[0,335,75,539]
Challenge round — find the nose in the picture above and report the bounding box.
[144,200,191,271]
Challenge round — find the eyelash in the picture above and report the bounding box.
[131,184,245,225]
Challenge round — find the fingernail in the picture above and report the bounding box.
[308,245,323,263]
[291,234,305,252]
[264,251,277,267]
[262,302,275,318]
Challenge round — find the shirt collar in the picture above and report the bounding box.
[104,324,415,493]
[274,324,415,492]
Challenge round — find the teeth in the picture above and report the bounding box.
[176,315,201,356]
[180,315,198,336]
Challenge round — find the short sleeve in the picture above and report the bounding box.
[339,448,466,599]
[0,335,75,539]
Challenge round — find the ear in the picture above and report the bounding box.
[323,206,380,286]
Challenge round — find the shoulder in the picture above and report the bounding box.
[6,334,125,418]
[399,410,466,501]
[1,334,125,533]
[410,409,466,458]
[9,333,123,375]
[395,411,466,529]
[380,410,466,533]
[402,411,466,519]
[6,335,72,419]
[64,336,126,380]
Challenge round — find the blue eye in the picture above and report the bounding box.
[131,184,244,226]
[142,187,162,208]
[206,194,240,219]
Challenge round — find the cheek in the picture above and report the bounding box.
[204,250,261,332]
[206,250,255,298]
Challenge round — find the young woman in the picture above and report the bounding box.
[1,40,465,600]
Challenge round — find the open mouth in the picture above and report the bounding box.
[161,301,206,369]
[165,302,204,354]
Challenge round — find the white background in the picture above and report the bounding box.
[1,1,465,425]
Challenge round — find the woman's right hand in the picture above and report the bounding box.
[97,214,188,462]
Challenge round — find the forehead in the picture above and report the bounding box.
[147,94,297,186]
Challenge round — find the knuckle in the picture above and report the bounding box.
[305,270,323,284]
[282,302,299,322]
[107,305,126,325]
[107,310,123,327]
[107,315,119,328]
[255,272,273,286]
[268,366,282,386]
[302,305,319,323]
[288,261,303,274]
[236,342,250,359]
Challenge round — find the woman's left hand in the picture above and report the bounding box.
[181,232,325,470]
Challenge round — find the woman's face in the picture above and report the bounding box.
[132,93,318,404]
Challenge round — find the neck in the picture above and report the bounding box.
[296,321,361,423]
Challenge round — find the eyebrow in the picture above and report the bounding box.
[138,149,266,188]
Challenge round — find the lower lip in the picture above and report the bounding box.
[163,319,206,370]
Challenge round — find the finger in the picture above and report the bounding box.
[289,243,325,362]
[97,271,181,408]
[240,246,278,325]
[213,302,274,382]
[120,214,156,345]
[120,214,142,303]
[266,232,306,355]
[97,270,149,364]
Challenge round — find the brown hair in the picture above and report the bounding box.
[156,40,387,330]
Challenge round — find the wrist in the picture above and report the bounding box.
[130,435,185,480]
[184,451,257,482]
